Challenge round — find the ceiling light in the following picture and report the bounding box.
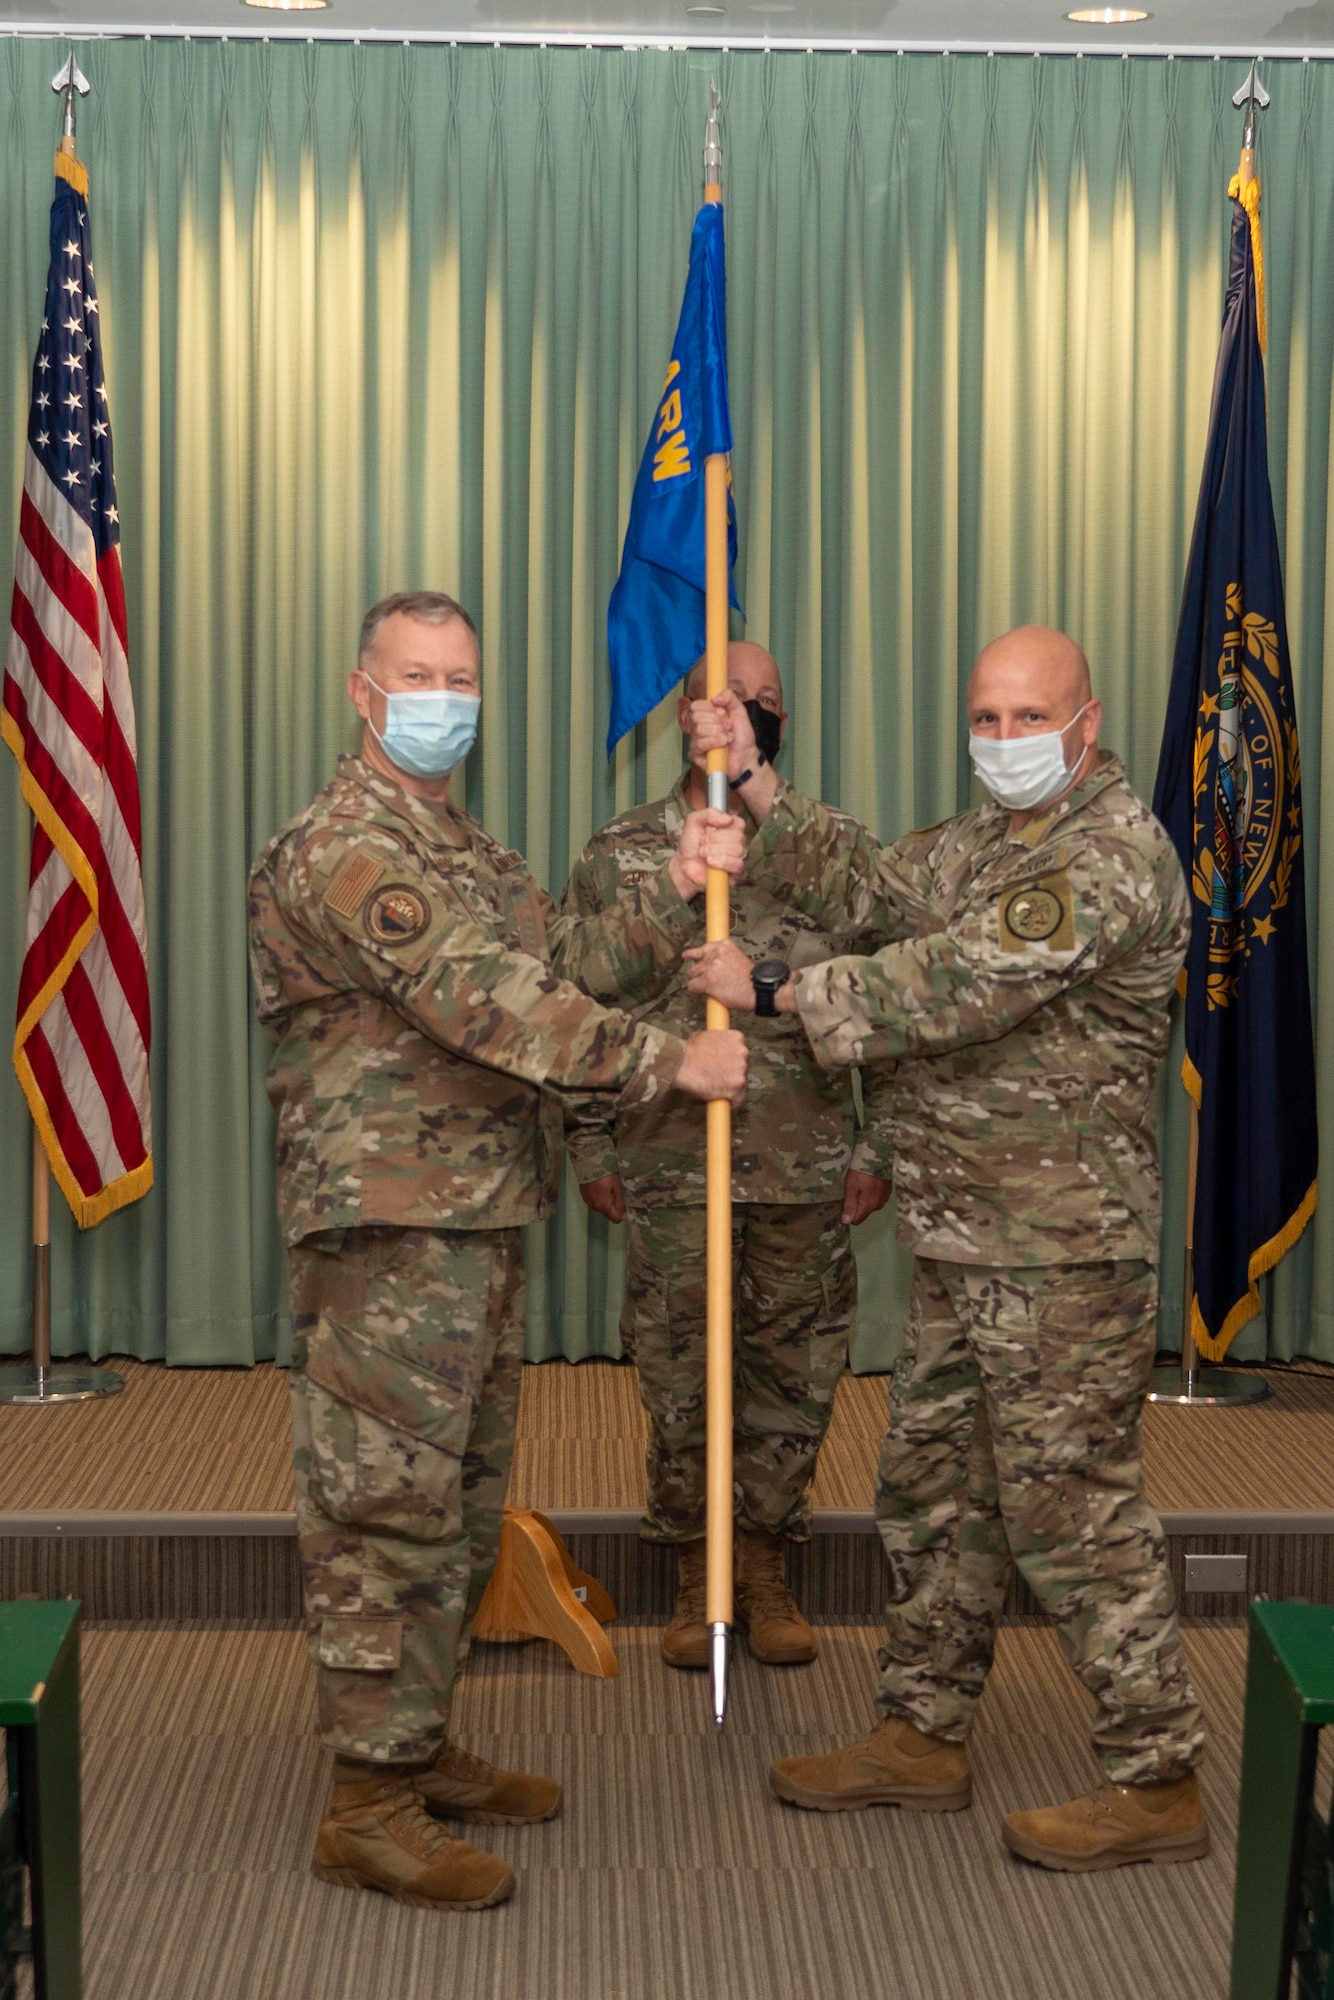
[686,5,726,15]
[1066,6,1151,18]
[243,0,329,11]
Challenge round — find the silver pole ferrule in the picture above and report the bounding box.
[710,1622,729,1727]
[706,769,730,812]
[704,78,722,183]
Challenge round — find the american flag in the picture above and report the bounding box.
[2,149,151,1227]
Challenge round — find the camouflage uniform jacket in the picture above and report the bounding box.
[248,756,693,1246]
[558,774,897,1209]
[748,753,1189,1265]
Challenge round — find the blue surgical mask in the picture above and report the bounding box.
[363,675,481,779]
[968,704,1091,812]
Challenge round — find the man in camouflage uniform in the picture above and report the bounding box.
[686,626,1209,1872]
[561,642,894,1671]
[248,590,749,1911]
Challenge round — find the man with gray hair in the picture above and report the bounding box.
[248,590,749,1911]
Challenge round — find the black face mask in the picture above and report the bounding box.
[744,699,784,767]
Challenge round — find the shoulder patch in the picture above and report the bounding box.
[999,871,1076,953]
[325,851,388,918]
[365,882,432,948]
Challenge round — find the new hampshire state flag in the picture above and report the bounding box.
[1152,171,1318,1359]
[606,201,739,754]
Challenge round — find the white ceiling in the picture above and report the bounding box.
[0,0,1331,57]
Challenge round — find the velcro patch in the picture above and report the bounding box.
[998,872,1075,953]
[365,882,432,948]
[325,850,387,918]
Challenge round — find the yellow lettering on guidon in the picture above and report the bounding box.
[653,432,690,482]
[651,358,691,483]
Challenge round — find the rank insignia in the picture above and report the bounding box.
[365,883,431,947]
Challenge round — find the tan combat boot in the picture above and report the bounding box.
[1002,1774,1209,1871]
[413,1742,562,1826]
[771,1717,972,1813]
[735,1530,818,1665]
[313,1768,516,1909]
[661,1539,708,1669]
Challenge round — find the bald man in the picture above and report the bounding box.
[686,627,1207,1873]
[560,643,895,1670]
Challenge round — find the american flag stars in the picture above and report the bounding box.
[27,187,119,559]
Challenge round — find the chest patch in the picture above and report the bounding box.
[365,883,432,948]
[999,875,1075,952]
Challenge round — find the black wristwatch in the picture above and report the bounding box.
[751,958,791,1018]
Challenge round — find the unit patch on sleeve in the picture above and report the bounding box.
[325,850,388,919]
[999,873,1076,953]
[365,882,432,948]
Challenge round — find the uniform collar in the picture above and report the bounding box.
[979,749,1127,850]
[665,772,693,832]
[335,753,474,855]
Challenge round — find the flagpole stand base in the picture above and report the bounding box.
[0,1364,124,1406]
[1147,1365,1271,1406]
[710,1623,730,1729]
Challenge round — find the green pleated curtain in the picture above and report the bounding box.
[2,38,1332,1367]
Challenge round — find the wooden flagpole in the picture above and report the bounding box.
[701,81,734,1726]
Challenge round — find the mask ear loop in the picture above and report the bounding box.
[357,669,393,758]
[1062,702,1092,786]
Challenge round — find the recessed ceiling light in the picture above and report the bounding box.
[243,0,329,10]
[686,5,726,15]
[1066,6,1151,18]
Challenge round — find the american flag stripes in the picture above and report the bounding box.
[2,149,152,1227]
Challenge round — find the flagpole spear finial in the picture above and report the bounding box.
[1232,58,1270,188]
[51,49,90,160]
[704,77,722,201]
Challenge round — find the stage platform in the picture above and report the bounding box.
[2,1356,1333,1621]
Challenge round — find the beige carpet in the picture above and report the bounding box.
[77,1620,1245,2000]
[3,1353,1334,1517]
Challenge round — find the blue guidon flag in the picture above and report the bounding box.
[1152,167,1318,1359]
[606,200,740,754]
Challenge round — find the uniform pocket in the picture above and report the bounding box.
[304,1313,473,1544]
[316,1613,404,1672]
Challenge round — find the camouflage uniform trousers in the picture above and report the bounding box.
[288,1224,524,1764]
[874,1256,1204,1786]
[621,1200,856,1544]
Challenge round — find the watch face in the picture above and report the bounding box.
[752,959,789,989]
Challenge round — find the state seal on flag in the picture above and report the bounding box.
[1192,582,1301,1008]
